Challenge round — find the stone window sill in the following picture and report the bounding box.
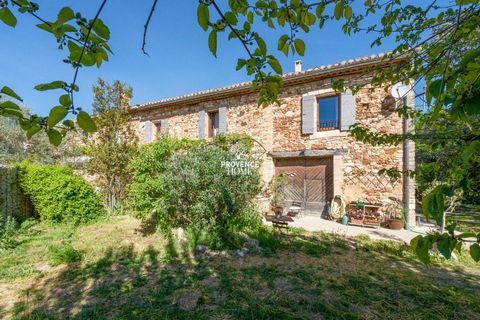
[309,130,348,139]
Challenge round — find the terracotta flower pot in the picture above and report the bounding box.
[388,218,404,230]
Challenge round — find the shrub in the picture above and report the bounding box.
[48,242,83,266]
[18,163,105,225]
[128,137,202,218]
[129,135,263,248]
[0,216,18,250]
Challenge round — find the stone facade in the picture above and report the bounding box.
[129,63,416,225]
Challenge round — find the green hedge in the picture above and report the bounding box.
[18,164,105,225]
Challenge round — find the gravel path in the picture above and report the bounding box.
[266,216,434,243]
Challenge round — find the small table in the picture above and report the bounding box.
[265,215,294,234]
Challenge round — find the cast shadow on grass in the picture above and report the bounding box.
[11,233,480,320]
[135,214,159,236]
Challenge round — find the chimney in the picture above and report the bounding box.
[295,60,302,72]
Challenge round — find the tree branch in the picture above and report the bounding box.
[142,0,159,56]
[70,0,108,110]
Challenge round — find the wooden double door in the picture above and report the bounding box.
[274,157,333,216]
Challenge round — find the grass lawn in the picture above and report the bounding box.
[1,215,479,320]
[447,204,480,233]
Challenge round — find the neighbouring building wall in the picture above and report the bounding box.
[130,72,416,225]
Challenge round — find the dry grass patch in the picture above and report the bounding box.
[1,216,479,319]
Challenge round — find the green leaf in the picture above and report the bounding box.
[463,141,480,161]
[457,232,476,239]
[277,34,289,51]
[62,119,75,128]
[36,22,52,33]
[47,129,62,146]
[268,58,282,74]
[57,7,74,24]
[427,79,443,98]
[344,6,353,19]
[1,108,23,118]
[464,95,480,115]
[437,237,452,259]
[413,236,432,264]
[247,11,254,24]
[197,3,210,31]
[294,39,305,56]
[334,1,344,20]
[410,235,422,251]
[0,100,21,110]
[67,40,83,61]
[0,7,17,27]
[208,30,217,57]
[236,59,247,71]
[35,81,65,91]
[0,86,22,101]
[26,125,42,139]
[224,12,238,25]
[315,4,325,18]
[77,111,97,133]
[59,94,72,107]
[93,18,110,40]
[470,243,480,262]
[48,106,68,128]
[255,34,267,56]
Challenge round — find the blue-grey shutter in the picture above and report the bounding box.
[198,110,206,139]
[301,95,315,134]
[218,106,227,134]
[340,90,356,131]
[144,121,153,143]
[160,119,168,134]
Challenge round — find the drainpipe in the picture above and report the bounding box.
[402,96,410,228]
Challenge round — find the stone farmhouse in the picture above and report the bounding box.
[129,53,416,226]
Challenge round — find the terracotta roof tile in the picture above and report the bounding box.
[135,52,394,109]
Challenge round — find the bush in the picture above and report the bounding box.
[128,137,202,218]
[129,135,263,248]
[48,242,83,266]
[18,163,105,225]
[0,216,18,250]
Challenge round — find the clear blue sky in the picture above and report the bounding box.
[1,0,396,116]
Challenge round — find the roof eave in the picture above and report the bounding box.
[130,55,402,113]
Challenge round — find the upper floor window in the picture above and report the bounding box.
[208,111,219,138]
[318,95,339,130]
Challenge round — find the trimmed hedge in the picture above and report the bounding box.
[18,164,105,225]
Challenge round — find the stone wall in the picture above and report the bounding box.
[0,167,36,221]
[130,72,416,224]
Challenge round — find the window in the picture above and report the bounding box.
[155,122,162,139]
[208,111,219,137]
[318,95,339,130]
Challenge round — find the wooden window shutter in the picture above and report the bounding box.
[198,110,206,139]
[301,95,315,134]
[218,106,227,134]
[144,121,153,143]
[340,89,356,131]
[160,119,168,134]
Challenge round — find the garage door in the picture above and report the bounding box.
[274,157,333,215]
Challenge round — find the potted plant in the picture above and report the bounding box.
[385,200,405,230]
[268,175,289,216]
